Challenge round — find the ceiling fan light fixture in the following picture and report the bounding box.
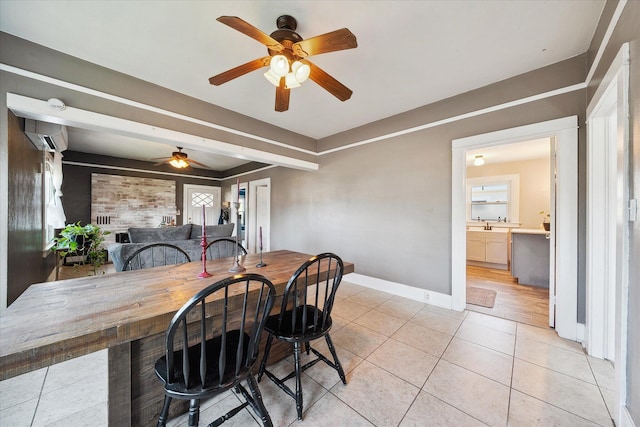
[291,61,310,83]
[263,69,282,86]
[284,72,301,89]
[474,155,485,166]
[269,55,289,77]
[169,158,189,169]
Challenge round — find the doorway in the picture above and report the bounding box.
[464,140,551,327]
[232,178,271,254]
[248,178,271,253]
[451,116,578,341]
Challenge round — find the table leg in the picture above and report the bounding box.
[108,342,132,427]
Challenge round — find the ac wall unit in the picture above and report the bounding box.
[24,119,68,152]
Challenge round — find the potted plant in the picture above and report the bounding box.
[53,222,111,275]
[539,211,551,231]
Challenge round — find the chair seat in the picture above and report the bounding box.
[155,330,251,395]
[264,305,332,342]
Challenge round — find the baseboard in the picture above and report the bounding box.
[576,322,585,344]
[621,406,636,427]
[343,273,453,309]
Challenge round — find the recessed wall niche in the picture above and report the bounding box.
[91,173,176,244]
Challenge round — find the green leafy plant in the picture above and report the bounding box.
[53,222,111,275]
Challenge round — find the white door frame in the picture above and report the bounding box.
[451,116,578,341]
[248,178,271,253]
[586,43,630,426]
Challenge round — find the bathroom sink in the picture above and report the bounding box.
[467,226,508,232]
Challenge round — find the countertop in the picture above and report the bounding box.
[511,228,549,235]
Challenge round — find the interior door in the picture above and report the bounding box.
[247,178,271,253]
[183,184,221,226]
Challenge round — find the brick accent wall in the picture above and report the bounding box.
[91,173,176,244]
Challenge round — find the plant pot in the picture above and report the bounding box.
[542,222,550,231]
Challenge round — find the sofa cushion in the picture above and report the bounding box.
[128,224,192,243]
[189,223,235,240]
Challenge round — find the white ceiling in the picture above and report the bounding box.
[466,138,551,167]
[0,0,604,169]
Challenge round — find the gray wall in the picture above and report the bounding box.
[228,87,585,297]
[586,1,640,422]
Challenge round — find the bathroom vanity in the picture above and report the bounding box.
[511,229,550,287]
[466,228,509,270]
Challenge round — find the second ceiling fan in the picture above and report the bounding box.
[209,15,358,112]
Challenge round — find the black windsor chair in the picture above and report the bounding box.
[205,238,247,260]
[122,243,191,271]
[155,274,276,427]
[257,253,347,420]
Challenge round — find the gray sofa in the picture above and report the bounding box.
[107,223,234,271]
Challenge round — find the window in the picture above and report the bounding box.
[191,192,215,207]
[43,153,55,249]
[43,152,66,251]
[467,175,520,223]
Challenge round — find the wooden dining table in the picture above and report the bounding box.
[0,250,354,426]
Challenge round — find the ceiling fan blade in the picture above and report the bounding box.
[217,16,284,52]
[292,28,357,58]
[153,159,170,166]
[209,56,271,86]
[275,78,290,112]
[187,159,210,168]
[307,61,353,102]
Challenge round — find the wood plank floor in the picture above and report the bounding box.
[466,265,550,328]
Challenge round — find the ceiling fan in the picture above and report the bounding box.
[152,147,208,169]
[209,15,358,112]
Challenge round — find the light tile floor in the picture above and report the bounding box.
[0,281,616,426]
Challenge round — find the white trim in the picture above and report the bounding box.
[343,273,452,309]
[621,407,636,427]
[586,43,631,427]
[61,161,278,181]
[586,87,617,359]
[0,64,317,157]
[6,93,318,172]
[223,165,278,180]
[584,0,628,85]
[63,160,221,181]
[576,323,585,343]
[452,117,578,340]
[318,83,585,156]
[0,62,588,160]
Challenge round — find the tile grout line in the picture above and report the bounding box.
[29,366,49,427]
[505,322,519,427]
[511,325,614,426]
[412,311,503,426]
[585,354,616,424]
